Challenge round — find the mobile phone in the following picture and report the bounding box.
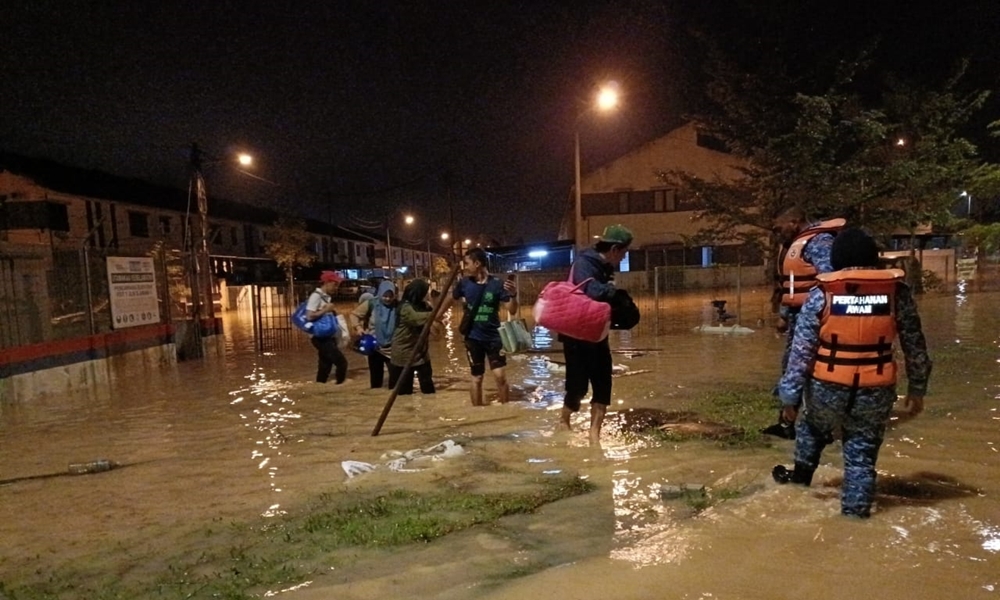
[506,273,516,281]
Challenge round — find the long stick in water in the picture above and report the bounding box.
[371,261,465,436]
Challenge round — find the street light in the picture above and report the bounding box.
[574,82,620,249]
[384,212,415,280]
[411,217,447,278]
[960,190,972,218]
[187,143,254,321]
[396,213,440,278]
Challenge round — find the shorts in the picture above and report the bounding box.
[563,337,612,410]
[464,338,506,376]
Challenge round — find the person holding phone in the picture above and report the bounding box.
[439,248,518,406]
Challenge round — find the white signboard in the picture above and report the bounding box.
[956,257,977,281]
[106,256,160,329]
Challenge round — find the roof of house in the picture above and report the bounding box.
[0,152,366,240]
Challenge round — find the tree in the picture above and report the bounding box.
[658,43,885,257]
[843,66,996,244]
[263,218,316,295]
[431,255,451,279]
[661,32,999,269]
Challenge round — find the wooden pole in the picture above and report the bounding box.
[371,260,465,436]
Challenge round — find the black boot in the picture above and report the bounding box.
[761,411,796,439]
[772,463,814,486]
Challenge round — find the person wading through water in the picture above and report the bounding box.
[558,224,634,446]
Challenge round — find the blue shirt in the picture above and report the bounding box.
[453,276,510,343]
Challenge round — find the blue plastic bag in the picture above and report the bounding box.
[291,302,338,338]
[354,333,380,356]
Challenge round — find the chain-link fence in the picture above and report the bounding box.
[0,238,198,351]
[5,238,998,356]
[510,264,774,337]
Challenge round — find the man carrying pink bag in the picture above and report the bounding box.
[546,224,635,445]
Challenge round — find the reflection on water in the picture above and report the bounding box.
[230,366,304,514]
[1,293,999,598]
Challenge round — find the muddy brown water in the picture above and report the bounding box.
[1,290,998,599]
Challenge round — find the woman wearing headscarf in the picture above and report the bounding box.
[350,280,398,388]
[388,278,437,395]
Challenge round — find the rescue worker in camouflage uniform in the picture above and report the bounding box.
[772,227,931,518]
[762,206,844,439]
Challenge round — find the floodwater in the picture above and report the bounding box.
[1,290,998,599]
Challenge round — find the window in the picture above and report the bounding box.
[618,192,629,214]
[128,211,149,238]
[696,131,730,153]
[230,226,238,246]
[0,201,69,231]
[48,203,70,232]
[654,190,665,212]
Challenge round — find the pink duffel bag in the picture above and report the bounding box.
[533,277,610,342]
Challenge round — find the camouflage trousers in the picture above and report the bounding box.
[794,379,896,517]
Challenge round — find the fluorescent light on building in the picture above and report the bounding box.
[528,250,548,258]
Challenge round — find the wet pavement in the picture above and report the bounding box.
[1,289,998,598]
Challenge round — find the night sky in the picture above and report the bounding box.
[3,1,999,244]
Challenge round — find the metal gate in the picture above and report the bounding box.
[0,256,22,349]
[249,282,298,353]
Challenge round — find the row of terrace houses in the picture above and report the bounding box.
[0,152,448,286]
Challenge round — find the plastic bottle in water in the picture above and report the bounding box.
[68,459,116,475]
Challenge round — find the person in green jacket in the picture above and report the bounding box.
[389,278,438,395]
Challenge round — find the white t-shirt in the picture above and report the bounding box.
[305,288,333,338]
[306,288,331,312]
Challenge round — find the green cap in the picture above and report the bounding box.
[598,224,634,245]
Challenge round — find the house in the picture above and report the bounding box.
[0,153,445,347]
[570,123,760,271]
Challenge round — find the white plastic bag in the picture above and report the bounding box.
[335,314,350,349]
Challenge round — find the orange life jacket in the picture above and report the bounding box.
[779,218,846,308]
[811,269,905,388]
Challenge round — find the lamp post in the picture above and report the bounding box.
[961,190,972,218]
[384,213,415,280]
[574,83,621,249]
[187,143,253,322]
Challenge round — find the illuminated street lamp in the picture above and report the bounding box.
[960,190,972,218]
[188,143,255,322]
[574,82,620,249]
[384,212,415,279]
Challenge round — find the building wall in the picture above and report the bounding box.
[578,123,751,250]
[0,170,429,275]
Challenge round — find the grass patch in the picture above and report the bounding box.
[291,479,592,547]
[651,384,777,448]
[681,485,744,513]
[1,475,593,600]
